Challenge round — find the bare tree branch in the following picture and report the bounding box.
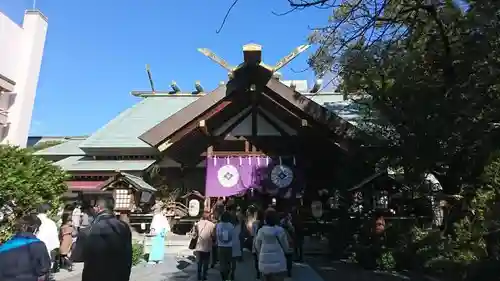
[216,0,241,34]
[287,0,331,7]
[272,6,300,16]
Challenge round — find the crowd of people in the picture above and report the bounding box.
[190,198,304,281]
[0,198,133,281]
[0,196,304,281]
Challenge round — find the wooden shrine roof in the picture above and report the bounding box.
[139,64,371,152]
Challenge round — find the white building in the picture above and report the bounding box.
[0,10,48,147]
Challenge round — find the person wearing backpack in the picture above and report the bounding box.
[216,211,235,281]
[0,214,51,281]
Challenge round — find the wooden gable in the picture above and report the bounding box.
[138,46,373,161]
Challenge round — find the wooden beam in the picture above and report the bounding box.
[265,78,363,139]
[140,72,250,147]
[158,139,174,152]
[260,91,302,120]
[258,95,303,130]
[219,108,253,137]
[168,101,232,144]
[256,108,290,137]
[199,120,210,136]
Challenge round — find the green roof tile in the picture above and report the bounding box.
[34,139,85,156]
[308,94,362,124]
[122,172,157,192]
[80,96,199,148]
[54,156,156,172]
[308,93,345,105]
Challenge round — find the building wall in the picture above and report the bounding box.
[0,10,48,147]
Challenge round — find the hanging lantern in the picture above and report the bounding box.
[139,190,153,204]
[311,201,323,218]
[114,189,132,209]
[188,199,200,217]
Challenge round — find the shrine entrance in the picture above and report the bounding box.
[138,44,373,232]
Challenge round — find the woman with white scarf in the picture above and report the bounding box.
[148,208,171,264]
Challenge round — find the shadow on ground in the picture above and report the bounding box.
[306,256,437,281]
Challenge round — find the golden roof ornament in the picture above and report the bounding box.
[197,43,311,75]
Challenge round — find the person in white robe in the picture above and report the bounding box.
[148,208,171,264]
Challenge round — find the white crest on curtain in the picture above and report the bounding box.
[213,156,217,166]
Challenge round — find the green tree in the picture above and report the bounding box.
[283,1,500,278]
[0,145,69,242]
[290,0,500,194]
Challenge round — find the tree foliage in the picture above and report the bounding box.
[0,145,69,242]
[294,0,500,195]
[283,0,500,278]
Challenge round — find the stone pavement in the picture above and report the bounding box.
[55,249,325,281]
[54,245,193,281]
[305,255,438,281]
[183,251,324,281]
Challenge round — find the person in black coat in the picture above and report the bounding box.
[0,214,51,281]
[81,198,132,281]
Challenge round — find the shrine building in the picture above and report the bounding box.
[34,44,377,223]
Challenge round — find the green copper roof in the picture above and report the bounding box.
[54,156,156,172]
[34,139,85,156]
[308,93,362,125]
[80,96,199,149]
[307,92,345,105]
[121,172,157,192]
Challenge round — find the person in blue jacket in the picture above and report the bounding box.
[0,213,51,281]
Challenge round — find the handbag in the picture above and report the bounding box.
[188,236,197,250]
[188,224,198,250]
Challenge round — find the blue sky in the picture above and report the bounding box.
[1,0,330,136]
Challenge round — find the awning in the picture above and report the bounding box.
[66,180,106,191]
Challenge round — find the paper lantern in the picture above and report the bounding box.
[311,201,323,218]
[188,199,200,217]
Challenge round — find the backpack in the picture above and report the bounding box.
[218,224,233,244]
